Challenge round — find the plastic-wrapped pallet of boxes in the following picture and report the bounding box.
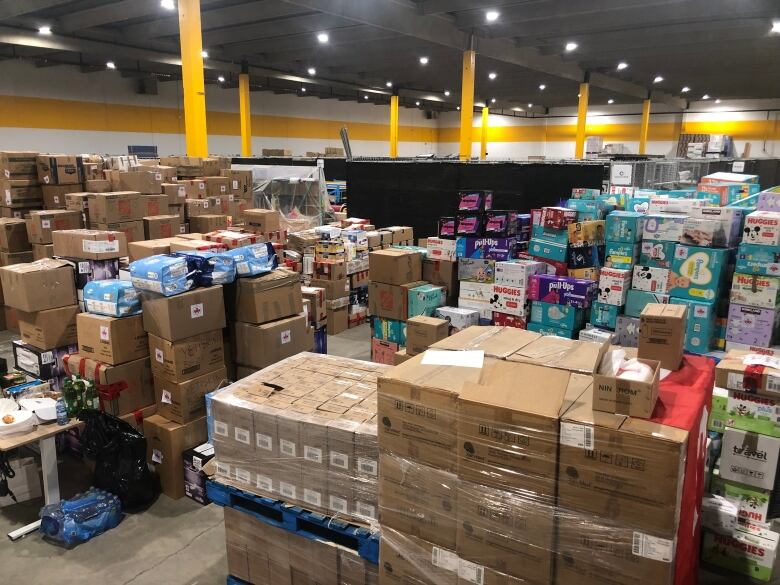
[208,353,389,524]
[376,325,714,585]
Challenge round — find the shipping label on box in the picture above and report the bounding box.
[744,211,780,246]
[730,274,780,309]
[736,243,780,277]
[489,283,528,317]
[458,258,495,283]
[642,214,686,242]
[639,240,675,269]
[604,241,639,270]
[596,267,631,306]
[709,387,780,438]
[632,266,670,293]
[670,245,728,302]
[726,304,780,347]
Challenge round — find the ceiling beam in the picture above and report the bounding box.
[418,0,543,15]
[279,0,686,108]
[58,0,160,32]
[206,12,347,47]
[0,0,72,20]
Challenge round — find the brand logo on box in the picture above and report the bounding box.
[733,392,776,406]
[712,534,765,557]
[732,444,768,461]
[748,218,779,226]
[190,303,204,318]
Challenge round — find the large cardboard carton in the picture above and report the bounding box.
[17,305,79,350]
[0,250,33,266]
[0,259,76,312]
[143,414,207,499]
[328,305,348,334]
[25,210,82,244]
[221,169,253,199]
[89,220,144,244]
[87,192,142,224]
[379,529,458,585]
[141,194,169,217]
[149,330,224,383]
[190,214,228,233]
[52,229,127,260]
[368,281,425,321]
[368,249,422,285]
[0,218,30,252]
[638,303,687,370]
[310,277,350,301]
[715,350,780,397]
[128,238,175,261]
[720,427,780,490]
[244,209,281,233]
[142,285,226,341]
[31,244,53,260]
[234,315,312,369]
[593,357,661,418]
[406,316,449,356]
[154,366,228,424]
[432,325,540,359]
[143,215,180,240]
[234,269,302,324]
[36,154,83,185]
[118,171,162,194]
[76,313,148,365]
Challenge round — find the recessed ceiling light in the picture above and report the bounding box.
[201,50,208,58]
[528,103,533,108]
[513,107,524,112]
[771,21,780,34]
[608,99,614,104]
[653,75,664,83]
[681,86,690,93]
[488,72,497,80]
[456,106,460,110]
[364,95,369,100]
[307,67,316,76]
[539,84,546,90]
[301,87,306,92]
[38,26,51,35]
[485,10,499,22]
[217,75,225,83]
[491,98,496,103]
[419,56,429,65]
[386,81,392,88]
[444,90,450,96]
[106,61,116,69]
[160,0,175,9]
[415,101,420,106]
[565,42,578,52]
[702,94,710,100]
[317,32,329,43]
[617,62,628,70]
[715,98,722,104]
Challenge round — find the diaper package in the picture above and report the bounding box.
[174,250,237,286]
[130,254,195,296]
[82,280,141,317]
[223,242,278,277]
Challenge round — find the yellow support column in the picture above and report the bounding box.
[574,82,589,159]
[639,98,652,155]
[458,41,476,160]
[178,0,208,157]
[480,107,489,160]
[389,95,399,158]
[239,73,252,157]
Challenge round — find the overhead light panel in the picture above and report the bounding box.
[488,72,497,80]
[565,42,578,52]
[385,81,392,88]
[539,84,546,90]
[772,21,780,33]
[217,75,225,83]
[702,94,710,100]
[201,50,208,58]
[715,98,722,104]
[608,99,614,104]
[106,61,116,69]
[317,32,329,43]
[653,75,664,83]
[444,90,450,96]
[301,87,306,92]
[616,62,628,71]
[528,103,533,108]
[490,98,496,104]
[161,0,175,9]
[485,10,499,22]
[364,95,369,100]
[456,106,460,110]
[512,107,524,112]
[681,86,690,93]
[415,101,420,106]
[419,56,429,65]
[38,26,51,35]
[307,67,316,76]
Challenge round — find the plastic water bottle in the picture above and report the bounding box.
[56,397,68,426]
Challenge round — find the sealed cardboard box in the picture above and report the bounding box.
[76,313,148,365]
[155,366,228,424]
[221,169,253,199]
[143,215,181,240]
[65,192,90,216]
[379,528,458,585]
[701,528,778,583]
[309,277,350,301]
[406,316,449,356]
[0,151,37,179]
[162,182,187,205]
[118,170,162,194]
[369,249,422,285]
[85,179,110,193]
[301,286,326,324]
[720,427,780,490]
[52,229,127,260]
[142,285,226,341]
[0,218,30,252]
[1,178,42,208]
[36,154,83,185]
[141,194,169,217]
[32,243,54,260]
[13,340,75,383]
[715,350,780,397]
[244,209,281,233]
[43,185,78,209]
[205,176,230,197]
[328,305,348,334]
[63,353,154,416]
[638,303,687,370]
[144,414,208,499]
[89,221,144,245]
[0,259,76,312]
[190,214,228,233]
[593,356,661,418]
[149,330,224,382]
[0,250,33,265]
[87,192,142,224]
[25,210,82,244]
[17,304,79,350]
[233,269,302,325]
[234,314,312,369]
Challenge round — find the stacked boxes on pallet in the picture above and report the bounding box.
[1,151,42,219]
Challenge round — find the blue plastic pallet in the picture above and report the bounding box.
[227,577,249,585]
[207,480,379,565]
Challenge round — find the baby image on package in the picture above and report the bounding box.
[669,245,728,301]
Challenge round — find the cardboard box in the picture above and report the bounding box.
[142,215,181,240]
[709,387,780,437]
[458,258,495,283]
[369,249,422,285]
[301,286,326,324]
[52,229,127,260]
[0,250,33,265]
[65,192,90,216]
[144,414,208,499]
[118,171,162,194]
[314,260,347,281]
[244,209,281,233]
[638,303,687,370]
[744,211,780,246]
[127,239,173,261]
[593,356,661,418]
[162,182,187,205]
[12,340,76,383]
[310,277,350,301]
[715,350,780,397]
[25,210,82,244]
[393,348,412,365]
[234,315,311,369]
[142,285,226,341]
[155,366,228,424]
[76,313,148,365]
[328,305,348,335]
[379,529,458,585]
[434,306,479,333]
[189,214,228,233]
[726,304,780,347]
[0,258,76,312]
[0,218,30,252]
[31,243,53,260]
[408,283,445,318]
[701,528,778,583]
[234,269,302,325]
[371,337,398,365]
[625,289,670,318]
[182,443,214,505]
[149,330,224,383]
[140,194,169,217]
[596,267,631,306]
[17,304,79,350]
[168,237,226,253]
[36,154,83,185]
[62,353,154,417]
[1,178,42,208]
[406,316,449,356]
[89,220,143,245]
[87,192,142,224]
[368,281,418,321]
[720,427,780,490]
[221,169,253,199]
[642,214,686,242]
[730,273,780,310]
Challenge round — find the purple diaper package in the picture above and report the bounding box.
[456,213,484,236]
[456,237,517,261]
[458,190,493,212]
[528,274,598,308]
[726,303,780,346]
[438,216,456,238]
[484,210,517,237]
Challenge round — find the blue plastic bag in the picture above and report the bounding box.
[82,280,141,317]
[40,487,122,546]
[129,255,195,296]
[174,250,236,285]
[224,242,278,277]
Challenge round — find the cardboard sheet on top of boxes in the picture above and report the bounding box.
[209,352,388,525]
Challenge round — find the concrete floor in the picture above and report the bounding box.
[0,323,760,584]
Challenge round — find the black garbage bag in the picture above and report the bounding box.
[78,410,159,511]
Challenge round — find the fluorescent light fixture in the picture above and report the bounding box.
[301,87,306,92]
[106,61,116,69]
[364,95,369,100]
[491,98,496,103]
[444,90,450,96]
[217,75,225,83]
[653,75,664,83]
[456,106,460,110]
[565,42,578,52]
[201,50,208,58]
[38,26,51,35]
[702,94,710,100]
[617,62,628,70]
[307,67,316,76]
[415,101,420,106]
[419,56,429,65]
[772,21,780,33]
[715,98,722,104]
[527,103,533,108]
[386,81,392,87]
[539,84,546,90]
[512,107,524,112]
[681,86,690,93]
[475,102,486,108]
[486,10,499,22]
[607,99,614,104]
[161,0,175,9]
[317,32,329,43]
[488,72,497,80]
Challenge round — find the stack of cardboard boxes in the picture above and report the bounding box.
[38,154,83,211]
[1,152,42,219]
[0,217,32,266]
[26,209,83,261]
[309,231,352,336]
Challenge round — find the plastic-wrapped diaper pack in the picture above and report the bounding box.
[223,242,278,277]
[174,250,237,286]
[129,255,195,296]
[82,280,141,317]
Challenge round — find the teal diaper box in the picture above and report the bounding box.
[530,301,585,330]
[531,225,570,246]
[625,195,651,214]
[605,211,644,243]
[527,321,577,339]
[669,245,729,302]
[407,284,445,318]
[670,297,716,354]
[372,317,407,345]
[625,289,670,318]
[590,301,621,330]
[639,240,677,269]
[735,243,780,276]
[604,242,639,270]
[529,238,568,262]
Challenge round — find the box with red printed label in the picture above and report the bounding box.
[492,312,526,329]
[426,237,457,262]
[541,207,577,230]
[744,211,780,246]
[730,274,780,310]
[595,267,631,306]
[488,283,529,317]
[632,266,670,293]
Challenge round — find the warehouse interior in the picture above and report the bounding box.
[0,1,778,584]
